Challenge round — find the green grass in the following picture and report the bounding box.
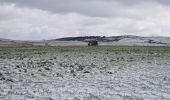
[0,46,170,59]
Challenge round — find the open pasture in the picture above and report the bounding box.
[0,46,170,100]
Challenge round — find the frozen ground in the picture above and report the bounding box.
[0,46,170,100]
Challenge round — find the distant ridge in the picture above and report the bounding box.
[51,35,170,45]
[0,38,33,47]
[52,35,149,42]
[0,38,11,41]
[53,35,146,41]
[1,35,170,46]
[53,36,105,42]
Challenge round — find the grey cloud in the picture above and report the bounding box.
[0,0,115,17]
[0,0,170,40]
[1,0,169,18]
[112,0,170,5]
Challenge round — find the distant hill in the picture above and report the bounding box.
[1,35,170,46]
[53,36,121,42]
[52,36,109,42]
[0,38,11,41]
[51,35,170,46]
[0,38,33,47]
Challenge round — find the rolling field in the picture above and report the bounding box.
[0,46,170,100]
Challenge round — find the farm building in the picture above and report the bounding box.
[84,39,98,46]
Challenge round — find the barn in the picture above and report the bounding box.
[84,39,98,46]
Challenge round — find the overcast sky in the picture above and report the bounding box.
[0,0,170,40]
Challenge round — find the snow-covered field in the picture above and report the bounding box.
[0,46,170,100]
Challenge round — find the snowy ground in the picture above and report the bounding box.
[0,46,170,100]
